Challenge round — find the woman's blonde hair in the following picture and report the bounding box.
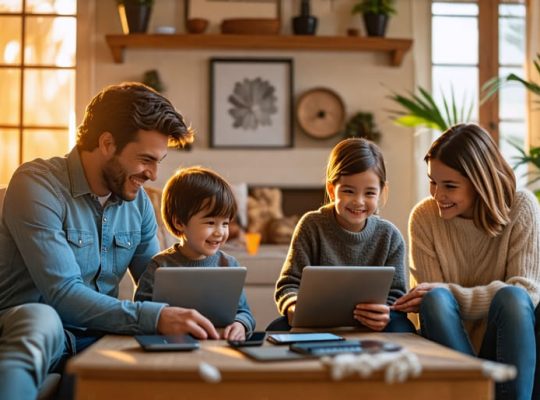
[425,123,516,236]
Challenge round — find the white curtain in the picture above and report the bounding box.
[527,0,540,147]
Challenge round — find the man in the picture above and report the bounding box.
[0,82,219,399]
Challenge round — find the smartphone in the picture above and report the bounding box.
[227,331,267,347]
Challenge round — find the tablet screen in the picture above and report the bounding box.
[267,332,344,344]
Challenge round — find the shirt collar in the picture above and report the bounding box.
[67,147,92,199]
[67,146,124,205]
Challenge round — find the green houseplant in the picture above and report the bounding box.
[482,54,540,200]
[388,86,474,132]
[351,0,396,37]
[343,112,381,143]
[116,0,154,34]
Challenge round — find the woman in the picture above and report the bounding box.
[393,123,540,400]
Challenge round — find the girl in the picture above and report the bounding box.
[393,124,540,399]
[273,138,415,332]
[135,166,255,341]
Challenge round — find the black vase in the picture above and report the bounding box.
[363,13,388,37]
[118,3,152,34]
[292,0,318,35]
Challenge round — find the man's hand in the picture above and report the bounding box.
[222,321,246,341]
[157,306,219,339]
[353,303,390,331]
[392,282,445,313]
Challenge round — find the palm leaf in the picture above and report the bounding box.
[388,85,473,132]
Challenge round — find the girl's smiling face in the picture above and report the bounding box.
[428,158,477,219]
[326,170,382,232]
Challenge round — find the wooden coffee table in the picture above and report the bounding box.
[67,332,494,400]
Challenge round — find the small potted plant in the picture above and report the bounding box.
[351,0,396,37]
[343,112,381,143]
[116,0,154,34]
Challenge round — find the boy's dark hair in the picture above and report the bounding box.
[162,166,238,238]
[76,82,194,152]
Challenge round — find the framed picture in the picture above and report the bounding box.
[210,58,294,149]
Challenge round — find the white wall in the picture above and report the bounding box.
[78,0,430,237]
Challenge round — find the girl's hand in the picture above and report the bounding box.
[353,303,390,331]
[286,303,296,326]
[222,321,246,341]
[392,283,444,313]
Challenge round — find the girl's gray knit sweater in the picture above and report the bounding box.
[275,204,408,315]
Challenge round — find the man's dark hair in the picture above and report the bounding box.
[76,82,194,152]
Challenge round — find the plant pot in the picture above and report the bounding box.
[363,13,388,37]
[292,15,318,35]
[117,3,152,34]
[292,0,317,35]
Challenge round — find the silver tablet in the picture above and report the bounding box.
[152,266,247,327]
[292,266,395,328]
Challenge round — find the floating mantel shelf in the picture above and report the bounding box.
[105,34,413,66]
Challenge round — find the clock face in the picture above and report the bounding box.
[296,88,346,139]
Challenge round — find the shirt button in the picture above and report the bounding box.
[103,216,107,223]
[78,239,82,245]
[102,246,108,252]
[127,241,131,246]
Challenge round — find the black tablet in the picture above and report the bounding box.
[134,334,200,352]
[238,346,311,362]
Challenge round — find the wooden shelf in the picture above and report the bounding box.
[105,34,413,66]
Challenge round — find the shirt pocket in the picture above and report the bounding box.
[113,231,141,274]
[66,229,95,276]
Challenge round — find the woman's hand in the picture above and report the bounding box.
[392,283,444,313]
[353,303,390,331]
[222,321,246,341]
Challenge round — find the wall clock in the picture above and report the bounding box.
[296,87,346,139]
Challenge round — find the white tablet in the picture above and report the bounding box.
[152,266,246,327]
[292,266,395,328]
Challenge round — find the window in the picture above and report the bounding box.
[431,0,527,184]
[0,0,76,184]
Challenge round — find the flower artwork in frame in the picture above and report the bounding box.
[210,58,293,148]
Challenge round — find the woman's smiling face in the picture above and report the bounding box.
[428,158,477,219]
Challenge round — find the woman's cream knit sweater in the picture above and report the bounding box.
[408,190,540,350]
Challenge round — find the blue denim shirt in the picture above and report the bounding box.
[0,148,166,334]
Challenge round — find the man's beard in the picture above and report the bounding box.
[102,156,143,201]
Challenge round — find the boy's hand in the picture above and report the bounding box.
[353,303,390,331]
[222,321,246,341]
[392,283,444,313]
[157,306,219,340]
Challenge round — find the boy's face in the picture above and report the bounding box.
[176,207,230,260]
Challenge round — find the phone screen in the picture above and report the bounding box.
[227,331,267,347]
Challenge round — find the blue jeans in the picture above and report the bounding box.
[0,303,65,400]
[266,310,416,333]
[420,286,535,400]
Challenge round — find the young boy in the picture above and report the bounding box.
[135,167,255,340]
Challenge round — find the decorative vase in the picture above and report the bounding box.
[292,0,317,36]
[363,13,388,37]
[117,3,152,34]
